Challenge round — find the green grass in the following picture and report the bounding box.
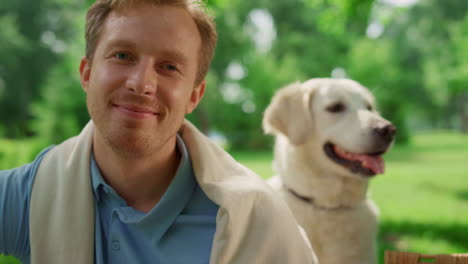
[231,131,468,264]
[1,131,467,264]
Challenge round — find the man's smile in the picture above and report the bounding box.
[113,104,158,118]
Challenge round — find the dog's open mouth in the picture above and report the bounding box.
[324,142,385,177]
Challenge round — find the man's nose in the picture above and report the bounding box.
[125,60,157,95]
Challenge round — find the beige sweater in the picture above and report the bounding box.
[30,121,317,264]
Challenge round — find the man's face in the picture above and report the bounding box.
[79,4,205,157]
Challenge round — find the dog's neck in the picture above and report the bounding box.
[274,137,369,208]
[282,172,369,209]
[284,185,354,210]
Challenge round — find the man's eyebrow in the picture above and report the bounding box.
[158,50,190,65]
[104,39,137,50]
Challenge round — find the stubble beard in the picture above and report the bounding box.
[106,129,158,159]
[97,114,181,160]
[96,114,185,161]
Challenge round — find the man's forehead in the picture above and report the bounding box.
[98,6,200,53]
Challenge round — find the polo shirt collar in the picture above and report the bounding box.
[90,134,197,242]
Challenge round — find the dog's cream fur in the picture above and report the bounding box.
[263,78,396,264]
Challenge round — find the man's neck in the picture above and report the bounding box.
[93,134,182,213]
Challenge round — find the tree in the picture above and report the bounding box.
[0,0,79,138]
[379,0,468,133]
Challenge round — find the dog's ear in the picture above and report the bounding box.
[263,82,314,145]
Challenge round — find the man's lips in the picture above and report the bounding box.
[113,104,158,118]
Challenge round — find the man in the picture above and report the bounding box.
[0,0,317,263]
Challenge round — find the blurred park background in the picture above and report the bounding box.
[0,0,467,263]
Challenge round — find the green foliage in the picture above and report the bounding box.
[0,0,80,138]
[30,49,88,144]
[0,138,48,170]
[27,5,88,144]
[0,15,29,64]
[380,0,468,132]
[446,16,468,95]
[196,53,304,150]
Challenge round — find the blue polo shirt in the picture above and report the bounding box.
[0,135,219,264]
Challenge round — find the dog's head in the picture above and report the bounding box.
[263,78,396,178]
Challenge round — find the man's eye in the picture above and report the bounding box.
[114,52,130,60]
[163,64,178,71]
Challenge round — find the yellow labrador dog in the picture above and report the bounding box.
[263,78,396,264]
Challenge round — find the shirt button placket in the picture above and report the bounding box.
[110,210,121,256]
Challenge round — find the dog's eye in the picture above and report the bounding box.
[366,104,373,111]
[326,103,346,113]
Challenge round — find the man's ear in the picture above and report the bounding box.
[79,57,91,93]
[186,80,206,114]
[262,82,314,145]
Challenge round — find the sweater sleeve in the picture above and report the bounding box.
[0,147,52,258]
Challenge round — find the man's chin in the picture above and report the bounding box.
[109,138,155,159]
[106,129,177,158]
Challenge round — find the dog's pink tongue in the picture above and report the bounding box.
[335,146,385,174]
[360,155,385,174]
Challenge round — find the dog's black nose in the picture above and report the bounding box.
[374,124,397,143]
